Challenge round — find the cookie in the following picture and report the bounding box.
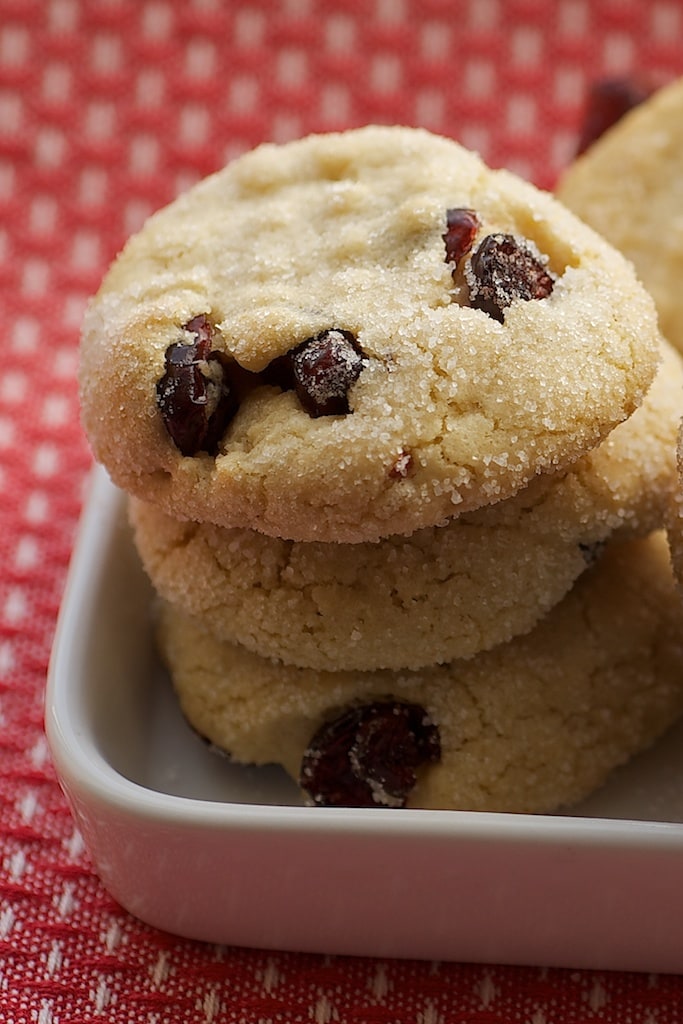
[156,531,683,814]
[668,426,683,586]
[557,76,683,354]
[130,340,682,671]
[80,125,660,543]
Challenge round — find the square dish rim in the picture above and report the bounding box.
[44,469,683,970]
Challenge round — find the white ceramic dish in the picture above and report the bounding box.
[46,467,683,972]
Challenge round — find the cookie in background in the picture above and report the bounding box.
[558,75,683,354]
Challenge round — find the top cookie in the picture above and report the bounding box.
[80,126,660,542]
[557,76,683,355]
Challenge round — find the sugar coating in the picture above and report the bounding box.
[557,76,683,355]
[80,125,660,543]
[157,532,683,814]
[131,340,682,671]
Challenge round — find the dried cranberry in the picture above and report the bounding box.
[182,313,213,350]
[291,329,366,417]
[300,701,441,808]
[389,450,414,479]
[443,207,480,266]
[156,314,237,456]
[467,233,555,323]
[576,77,653,155]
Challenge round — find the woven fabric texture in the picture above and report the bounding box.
[2,0,683,1020]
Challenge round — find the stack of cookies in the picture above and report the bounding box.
[79,126,683,814]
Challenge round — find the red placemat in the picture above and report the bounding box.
[2,0,683,1019]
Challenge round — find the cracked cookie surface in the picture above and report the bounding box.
[132,341,681,671]
[81,125,660,543]
[156,532,683,813]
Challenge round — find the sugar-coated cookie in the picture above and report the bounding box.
[156,532,683,814]
[131,341,682,671]
[81,126,660,542]
[557,76,683,354]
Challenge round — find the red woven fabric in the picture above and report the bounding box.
[2,0,683,1019]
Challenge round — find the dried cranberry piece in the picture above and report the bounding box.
[182,313,214,350]
[156,314,237,456]
[300,701,441,808]
[576,77,653,156]
[467,233,555,323]
[291,329,366,417]
[389,450,414,479]
[443,207,480,266]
